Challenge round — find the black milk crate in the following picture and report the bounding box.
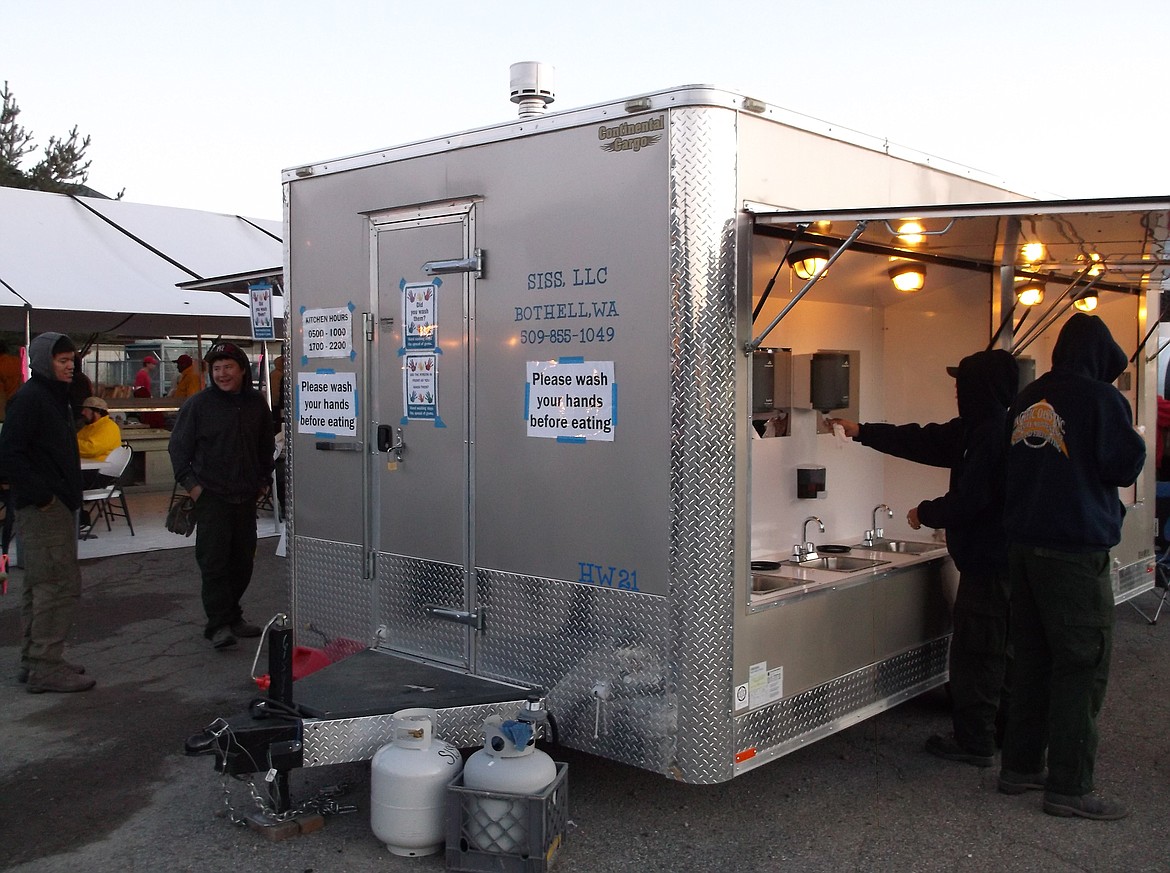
[445,761,568,873]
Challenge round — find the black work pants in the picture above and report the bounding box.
[1001,544,1113,796]
[949,567,1011,756]
[193,490,257,638]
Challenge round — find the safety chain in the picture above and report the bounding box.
[219,770,357,826]
[206,718,357,825]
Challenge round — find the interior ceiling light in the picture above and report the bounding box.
[888,261,926,293]
[1074,293,1098,313]
[896,221,925,245]
[1016,280,1045,306]
[1021,242,1046,263]
[787,247,830,281]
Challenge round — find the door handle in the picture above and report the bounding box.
[377,425,405,461]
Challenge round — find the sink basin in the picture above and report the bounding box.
[792,555,887,572]
[752,574,805,593]
[855,540,940,555]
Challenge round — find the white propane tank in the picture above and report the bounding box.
[462,714,557,853]
[370,708,464,856]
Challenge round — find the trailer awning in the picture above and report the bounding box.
[751,195,1170,300]
[749,195,1170,353]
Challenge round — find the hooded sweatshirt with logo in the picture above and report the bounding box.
[0,332,84,511]
[855,349,1018,574]
[1004,313,1146,551]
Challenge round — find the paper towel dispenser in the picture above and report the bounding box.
[810,352,850,413]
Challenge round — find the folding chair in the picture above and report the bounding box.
[80,445,135,539]
[1132,482,1170,625]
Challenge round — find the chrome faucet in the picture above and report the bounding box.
[793,516,825,563]
[865,504,893,546]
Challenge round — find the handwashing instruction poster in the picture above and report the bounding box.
[525,359,616,442]
[403,353,438,421]
[402,281,438,351]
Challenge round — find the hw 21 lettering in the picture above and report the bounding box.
[578,562,639,591]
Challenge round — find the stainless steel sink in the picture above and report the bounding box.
[855,540,940,555]
[792,555,888,572]
[752,574,805,593]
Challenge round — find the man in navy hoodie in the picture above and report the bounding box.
[997,313,1145,820]
[832,348,1018,768]
[0,332,95,692]
[169,342,275,650]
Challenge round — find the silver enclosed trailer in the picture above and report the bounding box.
[205,82,1162,790]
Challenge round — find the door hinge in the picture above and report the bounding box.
[363,311,374,341]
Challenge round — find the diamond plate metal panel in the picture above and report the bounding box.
[476,568,674,772]
[292,537,373,648]
[667,107,740,783]
[733,638,949,774]
[302,701,526,767]
[376,553,466,664]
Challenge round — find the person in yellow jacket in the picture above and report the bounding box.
[170,354,203,401]
[76,397,122,462]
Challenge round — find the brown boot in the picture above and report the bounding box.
[27,666,96,694]
[18,661,86,684]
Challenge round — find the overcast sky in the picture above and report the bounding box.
[5,0,1168,219]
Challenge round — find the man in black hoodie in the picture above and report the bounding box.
[0,332,95,693]
[169,342,275,650]
[831,348,1018,768]
[997,313,1145,820]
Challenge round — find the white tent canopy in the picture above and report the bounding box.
[0,187,283,337]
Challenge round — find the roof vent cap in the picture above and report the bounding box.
[509,62,555,119]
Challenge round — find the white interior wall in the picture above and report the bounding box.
[749,266,993,560]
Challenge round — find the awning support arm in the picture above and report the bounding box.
[1146,336,1170,365]
[746,221,868,353]
[1012,266,1095,355]
[1137,295,1170,364]
[752,223,809,323]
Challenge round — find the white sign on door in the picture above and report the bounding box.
[525,359,616,442]
[302,305,354,361]
[402,281,439,352]
[296,370,358,437]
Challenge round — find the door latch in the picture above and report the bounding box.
[424,605,484,631]
[376,425,405,462]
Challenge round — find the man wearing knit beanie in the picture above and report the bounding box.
[0,332,95,692]
[169,342,275,650]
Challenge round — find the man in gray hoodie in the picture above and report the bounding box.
[0,333,95,693]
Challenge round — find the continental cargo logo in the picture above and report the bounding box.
[598,115,665,153]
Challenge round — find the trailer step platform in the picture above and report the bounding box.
[292,648,536,719]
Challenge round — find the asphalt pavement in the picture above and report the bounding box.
[2,541,1168,873]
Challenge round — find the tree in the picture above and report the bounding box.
[1,80,118,197]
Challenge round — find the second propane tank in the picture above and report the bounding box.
[461,714,557,853]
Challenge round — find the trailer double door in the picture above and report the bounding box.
[369,202,478,669]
